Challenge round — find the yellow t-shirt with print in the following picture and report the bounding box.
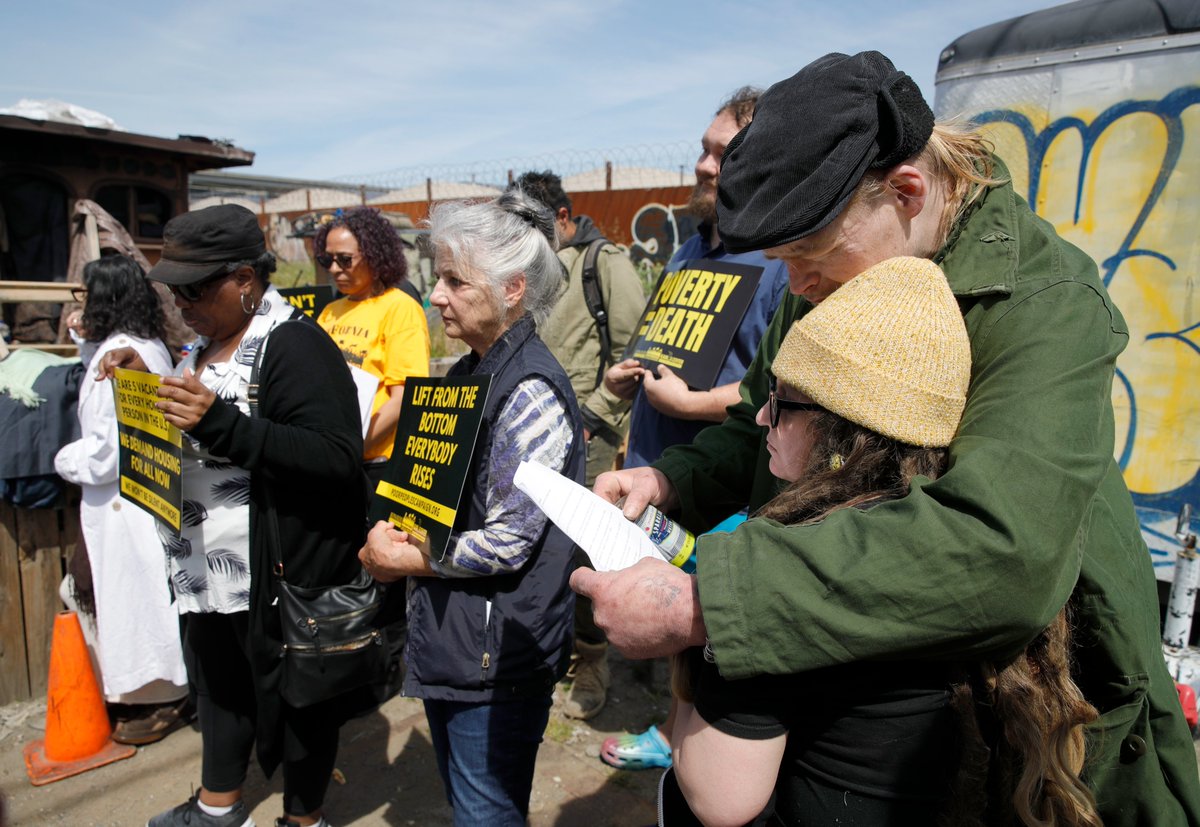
[318,288,430,460]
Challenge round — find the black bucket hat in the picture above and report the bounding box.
[716,51,934,253]
[148,204,266,285]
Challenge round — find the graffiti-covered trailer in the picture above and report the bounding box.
[935,0,1200,580]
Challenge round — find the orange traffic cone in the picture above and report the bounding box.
[23,611,136,785]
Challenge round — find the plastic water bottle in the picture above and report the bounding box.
[630,504,697,573]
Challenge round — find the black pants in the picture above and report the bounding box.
[183,611,340,816]
[363,459,408,699]
[571,546,606,646]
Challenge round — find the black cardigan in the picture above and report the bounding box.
[189,316,367,773]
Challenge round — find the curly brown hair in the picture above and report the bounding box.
[749,412,1102,827]
[716,85,762,129]
[754,411,945,525]
[944,604,1102,827]
[313,206,408,288]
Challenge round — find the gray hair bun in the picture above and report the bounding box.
[497,190,557,247]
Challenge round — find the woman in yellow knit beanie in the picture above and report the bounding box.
[666,257,1101,827]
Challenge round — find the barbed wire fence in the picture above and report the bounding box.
[333,140,697,194]
[192,140,701,283]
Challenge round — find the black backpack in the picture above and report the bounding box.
[580,237,613,388]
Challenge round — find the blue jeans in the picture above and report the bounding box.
[423,694,552,827]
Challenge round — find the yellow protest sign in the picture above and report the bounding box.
[113,368,183,531]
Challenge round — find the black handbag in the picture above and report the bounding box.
[274,566,387,708]
[250,319,388,708]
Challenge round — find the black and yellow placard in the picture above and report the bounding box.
[369,375,492,561]
[277,284,335,318]
[624,258,763,391]
[112,368,183,532]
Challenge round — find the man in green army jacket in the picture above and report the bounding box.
[571,51,1200,823]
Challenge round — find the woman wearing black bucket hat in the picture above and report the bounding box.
[100,204,366,827]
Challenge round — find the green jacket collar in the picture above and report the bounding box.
[935,156,1018,299]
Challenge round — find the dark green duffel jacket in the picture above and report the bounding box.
[657,159,1200,825]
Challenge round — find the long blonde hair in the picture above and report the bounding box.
[677,410,1103,827]
[852,118,1009,253]
[945,606,1103,827]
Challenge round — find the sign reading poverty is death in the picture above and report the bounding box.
[369,375,491,562]
[277,284,336,319]
[112,368,183,531]
[624,258,763,390]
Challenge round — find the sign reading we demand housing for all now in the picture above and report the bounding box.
[112,368,183,532]
[370,375,491,561]
[625,258,763,391]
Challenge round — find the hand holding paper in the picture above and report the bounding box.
[513,460,660,572]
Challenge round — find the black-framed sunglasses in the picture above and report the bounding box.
[168,270,232,303]
[70,287,88,303]
[768,377,824,428]
[316,252,357,270]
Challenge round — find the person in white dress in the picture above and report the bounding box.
[55,254,190,745]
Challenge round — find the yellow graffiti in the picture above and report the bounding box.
[976,85,1200,502]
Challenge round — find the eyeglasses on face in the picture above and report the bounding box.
[168,270,231,303]
[70,287,88,303]
[768,376,824,428]
[316,252,357,270]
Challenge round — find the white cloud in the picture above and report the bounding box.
[0,0,1066,178]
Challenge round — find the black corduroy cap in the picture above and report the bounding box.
[148,204,267,285]
[717,51,934,254]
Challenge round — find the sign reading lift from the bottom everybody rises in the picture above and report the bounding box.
[369,375,491,562]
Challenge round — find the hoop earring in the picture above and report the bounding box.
[240,292,258,315]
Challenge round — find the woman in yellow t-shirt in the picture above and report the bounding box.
[316,207,430,483]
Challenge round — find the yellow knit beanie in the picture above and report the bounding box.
[770,256,970,448]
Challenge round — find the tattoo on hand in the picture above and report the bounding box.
[640,575,681,609]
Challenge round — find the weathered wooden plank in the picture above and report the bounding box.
[0,280,82,303]
[6,343,80,356]
[18,506,69,699]
[0,500,30,705]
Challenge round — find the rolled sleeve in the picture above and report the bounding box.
[433,377,574,578]
[696,280,1126,679]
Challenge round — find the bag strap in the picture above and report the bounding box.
[248,317,302,578]
[580,237,612,388]
[248,311,303,416]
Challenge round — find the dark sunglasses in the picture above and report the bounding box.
[768,377,823,428]
[70,287,88,303]
[316,252,357,270]
[168,270,231,303]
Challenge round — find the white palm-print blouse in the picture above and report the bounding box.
[161,287,294,615]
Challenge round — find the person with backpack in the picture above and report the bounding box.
[510,170,645,720]
[595,87,790,771]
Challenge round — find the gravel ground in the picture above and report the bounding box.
[0,655,672,826]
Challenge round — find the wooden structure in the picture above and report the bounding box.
[0,281,80,354]
[0,114,254,271]
[0,117,253,704]
[0,491,80,706]
[0,114,254,348]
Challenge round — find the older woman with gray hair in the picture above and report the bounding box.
[359,190,584,826]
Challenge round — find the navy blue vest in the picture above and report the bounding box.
[403,315,585,701]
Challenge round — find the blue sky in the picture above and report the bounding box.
[2,1,1064,181]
